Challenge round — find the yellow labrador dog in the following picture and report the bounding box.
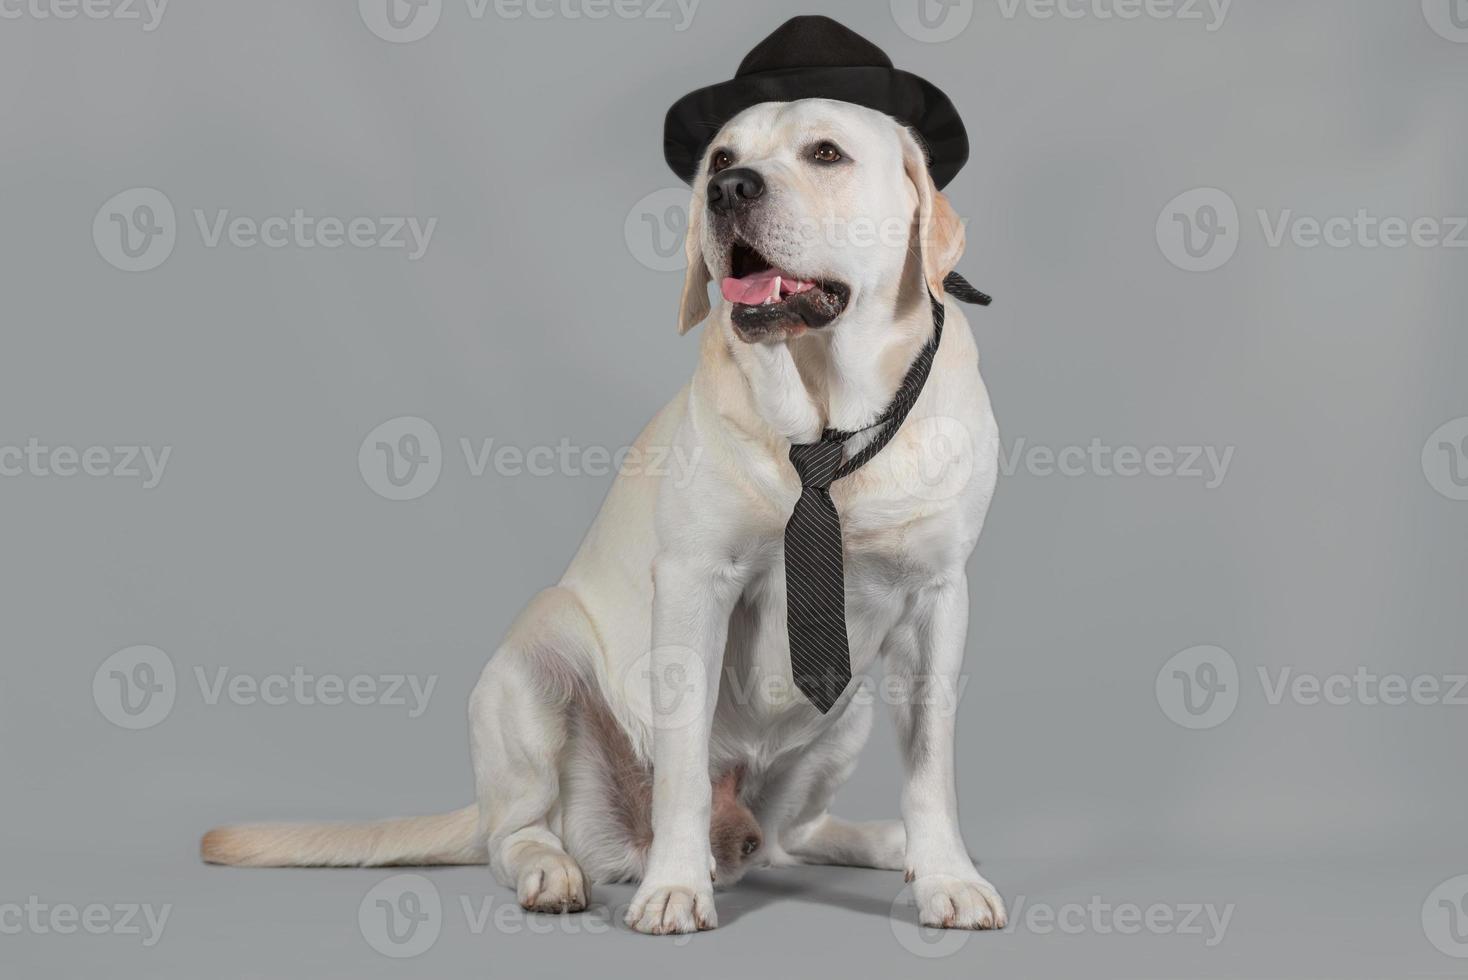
[203,98,1007,937]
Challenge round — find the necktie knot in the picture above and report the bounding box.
[789,440,843,490]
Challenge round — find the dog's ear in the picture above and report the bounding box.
[677,187,712,335]
[901,127,965,298]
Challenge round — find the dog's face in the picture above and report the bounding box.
[677,99,964,343]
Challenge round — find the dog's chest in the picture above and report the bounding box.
[716,348,998,724]
[723,473,977,719]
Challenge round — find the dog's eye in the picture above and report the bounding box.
[812,142,843,164]
[709,148,735,174]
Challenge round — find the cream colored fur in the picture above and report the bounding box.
[203,100,1007,935]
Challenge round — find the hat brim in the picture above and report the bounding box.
[664,66,969,190]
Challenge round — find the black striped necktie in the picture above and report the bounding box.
[784,273,991,713]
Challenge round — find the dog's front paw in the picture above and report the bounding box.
[625,880,717,935]
[909,873,1007,930]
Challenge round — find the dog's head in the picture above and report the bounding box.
[677,99,965,343]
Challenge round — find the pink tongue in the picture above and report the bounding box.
[720,268,817,306]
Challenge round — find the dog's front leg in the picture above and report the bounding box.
[625,553,743,935]
[892,574,1007,930]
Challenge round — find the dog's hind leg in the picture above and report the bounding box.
[758,695,905,870]
[783,816,907,871]
[469,587,598,913]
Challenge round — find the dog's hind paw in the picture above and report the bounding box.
[515,845,588,914]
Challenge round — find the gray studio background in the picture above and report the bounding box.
[2,1,1465,977]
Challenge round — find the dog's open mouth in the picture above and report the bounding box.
[721,241,849,341]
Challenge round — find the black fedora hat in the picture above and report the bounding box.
[664,15,969,189]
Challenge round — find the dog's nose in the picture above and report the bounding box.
[707,167,765,214]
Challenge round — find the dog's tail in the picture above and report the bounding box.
[200,805,484,868]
